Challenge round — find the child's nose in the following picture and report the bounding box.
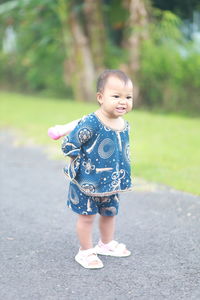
[119,98,126,104]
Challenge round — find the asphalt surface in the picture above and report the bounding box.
[1,130,200,300]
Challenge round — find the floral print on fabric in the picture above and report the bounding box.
[78,128,92,143]
[82,158,95,174]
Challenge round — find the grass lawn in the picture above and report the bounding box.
[0,91,199,195]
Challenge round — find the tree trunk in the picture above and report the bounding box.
[56,0,96,102]
[83,0,106,73]
[68,10,96,102]
[123,0,149,106]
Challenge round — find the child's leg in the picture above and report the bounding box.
[76,214,96,250]
[97,215,131,257]
[68,183,103,268]
[95,195,131,257]
[99,215,116,244]
[76,214,103,268]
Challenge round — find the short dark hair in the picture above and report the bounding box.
[96,69,132,93]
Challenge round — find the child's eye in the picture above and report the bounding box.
[127,96,132,100]
[113,95,119,98]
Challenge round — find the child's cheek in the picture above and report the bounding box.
[129,102,133,110]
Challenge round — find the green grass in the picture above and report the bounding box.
[0,91,199,195]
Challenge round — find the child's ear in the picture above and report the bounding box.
[96,92,103,105]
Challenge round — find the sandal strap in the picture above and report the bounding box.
[79,248,97,257]
[76,248,103,267]
[101,240,127,253]
[78,248,104,264]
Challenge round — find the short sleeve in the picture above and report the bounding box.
[61,115,94,158]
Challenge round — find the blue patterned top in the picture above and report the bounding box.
[62,113,132,196]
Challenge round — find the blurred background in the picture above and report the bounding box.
[0,0,199,195]
[1,0,200,110]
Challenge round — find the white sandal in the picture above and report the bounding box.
[95,240,131,257]
[75,248,104,269]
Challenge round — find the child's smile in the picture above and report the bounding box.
[97,76,133,119]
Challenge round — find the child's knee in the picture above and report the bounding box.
[78,214,96,225]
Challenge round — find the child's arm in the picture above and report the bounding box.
[61,115,94,180]
[48,119,81,140]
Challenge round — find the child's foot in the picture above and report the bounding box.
[75,248,104,269]
[95,240,131,257]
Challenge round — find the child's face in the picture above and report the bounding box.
[97,76,133,118]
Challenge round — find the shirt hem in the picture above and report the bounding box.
[64,172,133,196]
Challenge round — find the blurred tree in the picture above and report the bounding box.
[55,0,96,102]
[67,3,96,102]
[0,0,199,112]
[152,0,200,19]
[123,0,150,106]
[0,0,97,101]
[83,0,106,72]
[0,0,66,92]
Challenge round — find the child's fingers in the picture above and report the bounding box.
[47,127,61,140]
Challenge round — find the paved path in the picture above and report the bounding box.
[1,131,200,300]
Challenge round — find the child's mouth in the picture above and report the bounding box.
[116,107,126,113]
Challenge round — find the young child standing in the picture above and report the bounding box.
[60,69,133,269]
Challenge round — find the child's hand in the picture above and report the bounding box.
[48,125,65,140]
[48,118,82,140]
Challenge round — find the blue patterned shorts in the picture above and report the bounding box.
[67,182,119,216]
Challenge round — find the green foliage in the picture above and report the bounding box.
[104,40,128,69]
[0,0,69,95]
[151,9,182,41]
[152,0,200,19]
[139,10,200,113]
